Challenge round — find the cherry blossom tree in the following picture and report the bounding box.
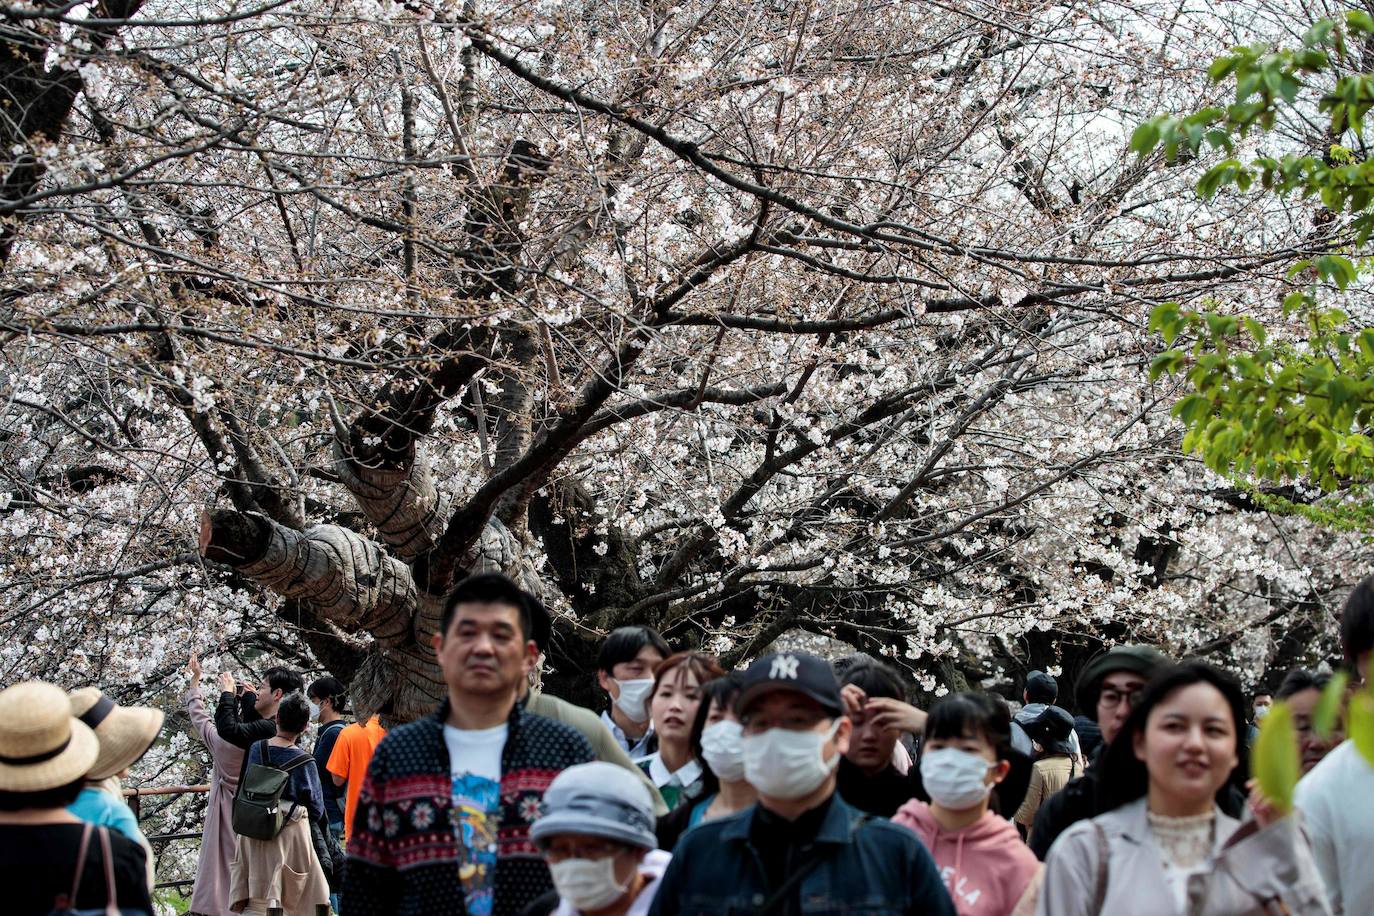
[1,0,1364,731]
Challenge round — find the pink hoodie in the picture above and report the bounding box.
[892,800,1041,916]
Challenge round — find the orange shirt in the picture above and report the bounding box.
[326,716,387,841]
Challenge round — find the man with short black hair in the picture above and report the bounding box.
[834,658,923,817]
[307,676,348,841]
[516,598,669,815]
[1295,576,1374,913]
[342,572,594,916]
[1011,670,1081,759]
[597,626,670,760]
[214,665,304,751]
[650,651,954,916]
[1028,645,1170,859]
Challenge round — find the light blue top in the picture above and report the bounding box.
[67,786,143,843]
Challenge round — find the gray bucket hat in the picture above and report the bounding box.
[530,761,657,850]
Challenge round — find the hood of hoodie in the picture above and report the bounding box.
[892,800,1038,910]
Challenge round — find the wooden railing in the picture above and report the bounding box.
[122,784,210,891]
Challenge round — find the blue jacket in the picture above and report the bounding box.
[649,794,956,916]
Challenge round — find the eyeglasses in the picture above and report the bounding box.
[1099,688,1143,709]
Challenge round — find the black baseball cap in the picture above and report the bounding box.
[1025,670,1058,702]
[734,651,845,718]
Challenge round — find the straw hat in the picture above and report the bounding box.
[0,682,100,792]
[68,687,165,782]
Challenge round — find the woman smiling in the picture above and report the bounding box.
[1038,661,1330,915]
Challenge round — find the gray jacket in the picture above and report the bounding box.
[1036,798,1331,916]
[525,690,669,816]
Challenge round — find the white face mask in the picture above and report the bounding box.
[1254,704,1270,721]
[742,719,841,800]
[613,678,656,723]
[920,747,994,811]
[308,701,321,721]
[549,856,628,911]
[700,720,746,782]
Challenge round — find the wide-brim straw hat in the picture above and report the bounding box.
[0,681,100,792]
[68,687,164,781]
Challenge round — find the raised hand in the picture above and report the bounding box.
[187,652,202,685]
[865,696,928,735]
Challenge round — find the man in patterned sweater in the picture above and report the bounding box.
[341,574,594,916]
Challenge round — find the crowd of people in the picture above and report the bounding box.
[2,568,1372,915]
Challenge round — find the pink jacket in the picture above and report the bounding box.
[893,800,1041,916]
[186,685,245,916]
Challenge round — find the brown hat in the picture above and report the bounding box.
[0,682,100,792]
[68,688,164,782]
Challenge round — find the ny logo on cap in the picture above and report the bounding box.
[770,655,800,680]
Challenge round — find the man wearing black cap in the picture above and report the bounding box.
[650,651,955,916]
[1027,644,1171,859]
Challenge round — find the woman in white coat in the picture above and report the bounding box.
[1038,661,1329,916]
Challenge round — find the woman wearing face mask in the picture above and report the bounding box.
[636,652,724,812]
[1037,662,1330,916]
[521,762,670,916]
[655,674,757,851]
[893,693,1042,916]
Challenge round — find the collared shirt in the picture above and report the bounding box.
[639,753,704,812]
[600,709,656,760]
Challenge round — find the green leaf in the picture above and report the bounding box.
[1349,688,1374,767]
[1150,351,1184,381]
[1348,10,1374,35]
[1131,119,1162,157]
[1253,701,1300,814]
[1209,54,1243,81]
[1304,19,1336,48]
[1316,254,1359,289]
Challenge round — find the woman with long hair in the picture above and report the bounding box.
[892,693,1042,915]
[1038,661,1329,915]
[636,652,723,812]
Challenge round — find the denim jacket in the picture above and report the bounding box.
[649,794,956,916]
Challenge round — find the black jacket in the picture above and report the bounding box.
[836,757,920,818]
[215,691,277,749]
[215,690,277,791]
[648,793,955,916]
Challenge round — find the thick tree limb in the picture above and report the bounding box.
[198,509,416,645]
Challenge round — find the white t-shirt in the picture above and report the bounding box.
[1294,739,1374,914]
[443,722,508,914]
[443,722,507,784]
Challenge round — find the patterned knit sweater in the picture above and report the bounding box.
[340,698,594,916]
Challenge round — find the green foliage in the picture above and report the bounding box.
[1253,701,1301,814]
[1142,12,1374,498]
[1351,687,1374,766]
[153,889,192,915]
[1147,300,1374,491]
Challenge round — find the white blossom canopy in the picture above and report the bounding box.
[0,0,1360,720]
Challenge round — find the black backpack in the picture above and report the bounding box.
[232,741,312,840]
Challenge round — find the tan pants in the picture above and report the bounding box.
[227,810,329,916]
